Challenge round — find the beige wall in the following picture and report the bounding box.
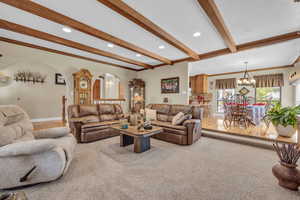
[0,42,137,120]
[1,62,66,119]
[207,68,295,113]
[137,62,189,105]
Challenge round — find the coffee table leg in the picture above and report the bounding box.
[120,134,134,147]
[134,136,150,153]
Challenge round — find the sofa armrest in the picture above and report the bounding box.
[0,139,56,157]
[183,119,202,145]
[33,127,70,139]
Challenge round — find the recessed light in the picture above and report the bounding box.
[136,54,142,57]
[193,32,201,37]
[107,43,114,48]
[62,26,72,33]
[158,45,165,49]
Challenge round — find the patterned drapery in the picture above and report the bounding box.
[215,78,236,89]
[254,73,284,88]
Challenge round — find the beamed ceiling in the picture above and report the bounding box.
[0,0,299,73]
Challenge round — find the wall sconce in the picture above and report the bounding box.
[0,72,12,87]
[14,71,46,84]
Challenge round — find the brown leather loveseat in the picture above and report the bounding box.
[68,104,126,143]
[146,104,203,145]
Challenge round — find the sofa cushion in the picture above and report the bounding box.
[82,120,121,129]
[100,114,117,122]
[99,104,115,114]
[170,105,192,116]
[157,114,168,122]
[151,120,186,131]
[78,105,99,117]
[151,104,170,115]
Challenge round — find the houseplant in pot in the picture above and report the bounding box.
[266,103,300,137]
[272,142,300,190]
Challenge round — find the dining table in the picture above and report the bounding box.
[246,104,266,125]
[225,103,266,126]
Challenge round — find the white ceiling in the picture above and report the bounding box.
[215,0,300,44]
[0,0,299,70]
[124,0,227,53]
[189,39,300,76]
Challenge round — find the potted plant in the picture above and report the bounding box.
[272,142,300,190]
[266,103,300,137]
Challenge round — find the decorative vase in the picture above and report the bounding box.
[275,124,297,137]
[272,162,300,191]
[129,113,139,126]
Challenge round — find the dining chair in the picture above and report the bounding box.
[263,97,273,128]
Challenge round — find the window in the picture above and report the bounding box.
[217,89,235,113]
[255,87,281,104]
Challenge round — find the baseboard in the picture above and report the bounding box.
[31,117,62,122]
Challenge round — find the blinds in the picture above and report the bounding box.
[254,73,284,88]
[215,78,236,89]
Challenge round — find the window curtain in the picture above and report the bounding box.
[254,73,284,88]
[215,78,236,89]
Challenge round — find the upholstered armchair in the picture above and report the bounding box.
[0,105,76,189]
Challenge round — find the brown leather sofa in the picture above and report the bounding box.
[147,104,203,145]
[68,104,126,143]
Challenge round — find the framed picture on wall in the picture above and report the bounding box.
[55,73,66,85]
[161,77,179,94]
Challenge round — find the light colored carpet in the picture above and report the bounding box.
[9,137,300,200]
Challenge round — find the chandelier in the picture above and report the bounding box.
[237,62,256,87]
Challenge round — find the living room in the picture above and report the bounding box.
[0,0,300,199]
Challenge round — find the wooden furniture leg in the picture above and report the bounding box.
[120,134,134,147]
[134,136,150,153]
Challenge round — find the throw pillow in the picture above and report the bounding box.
[172,112,184,125]
[178,114,192,125]
[145,108,157,121]
[4,113,24,126]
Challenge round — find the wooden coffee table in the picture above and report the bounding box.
[111,125,163,153]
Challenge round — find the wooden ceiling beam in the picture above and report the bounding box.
[237,31,300,51]
[97,0,199,60]
[0,19,152,69]
[0,37,138,71]
[0,0,171,65]
[196,0,237,52]
[151,31,300,69]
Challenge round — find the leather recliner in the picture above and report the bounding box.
[146,104,203,145]
[68,104,126,143]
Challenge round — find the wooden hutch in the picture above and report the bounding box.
[129,79,145,113]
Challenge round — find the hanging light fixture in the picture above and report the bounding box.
[237,62,256,87]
